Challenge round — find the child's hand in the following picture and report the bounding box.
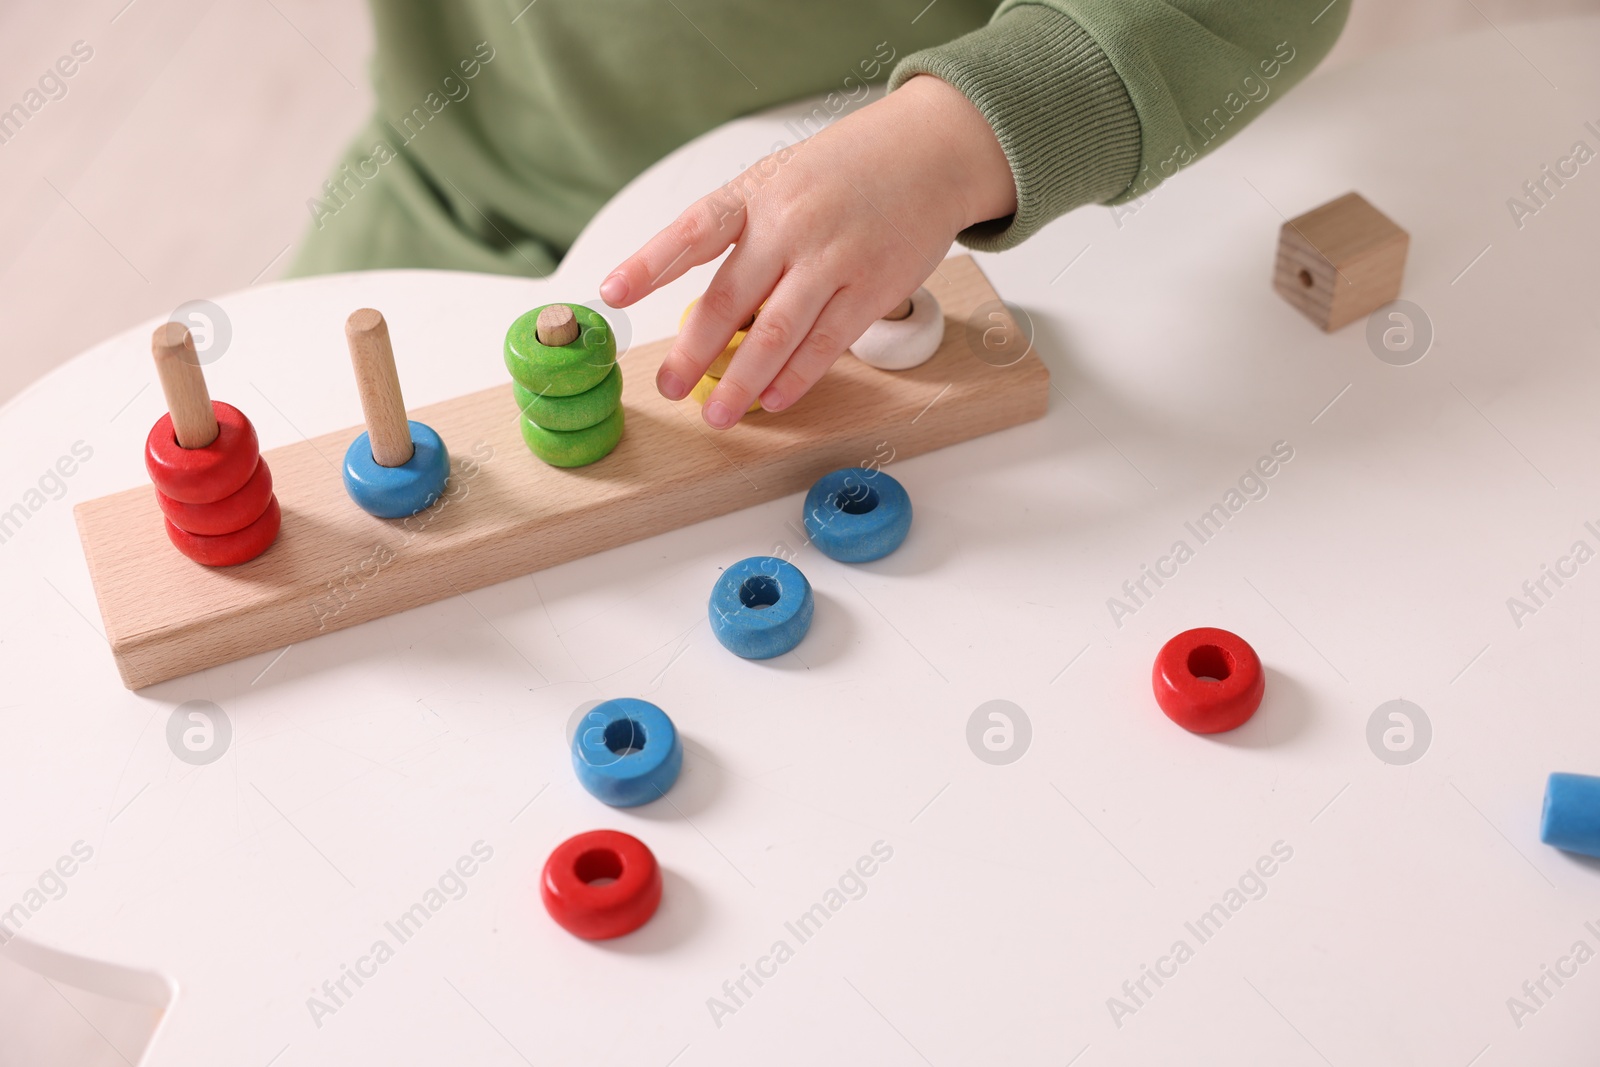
[599,75,1016,429]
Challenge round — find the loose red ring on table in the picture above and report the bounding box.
[541,829,662,940]
[1151,627,1265,734]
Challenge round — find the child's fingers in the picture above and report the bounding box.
[701,273,834,429]
[601,192,747,307]
[758,290,879,412]
[656,244,779,401]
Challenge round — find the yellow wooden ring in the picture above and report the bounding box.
[689,374,761,413]
[681,299,755,378]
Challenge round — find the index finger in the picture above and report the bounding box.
[600,187,748,308]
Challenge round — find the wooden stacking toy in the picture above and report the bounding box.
[505,303,624,467]
[143,323,280,566]
[77,254,1049,689]
[342,309,451,518]
[850,288,945,371]
[683,302,762,413]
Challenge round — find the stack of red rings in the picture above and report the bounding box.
[145,401,281,566]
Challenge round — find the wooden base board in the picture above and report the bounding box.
[74,255,1049,689]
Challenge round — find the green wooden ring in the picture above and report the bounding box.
[520,405,625,468]
[504,303,617,397]
[513,364,623,431]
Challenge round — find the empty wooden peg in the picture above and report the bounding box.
[152,322,218,449]
[345,309,414,467]
[535,304,580,347]
[1273,192,1409,331]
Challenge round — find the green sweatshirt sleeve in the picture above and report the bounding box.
[890,0,1349,250]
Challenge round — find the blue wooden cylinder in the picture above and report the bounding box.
[1541,772,1600,858]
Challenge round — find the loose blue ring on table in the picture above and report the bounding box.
[1541,772,1600,858]
[709,556,814,659]
[343,421,451,518]
[802,467,912,563]
[571,698,683,807]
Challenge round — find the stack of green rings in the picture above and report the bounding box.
[504,303,625,468]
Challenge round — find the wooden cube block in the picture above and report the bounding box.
[1273,192,1408,331]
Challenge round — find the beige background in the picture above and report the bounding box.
[0,0,1592,406]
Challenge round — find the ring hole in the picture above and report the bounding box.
[574,848,623,886]
[1187,645,1233,683]
[603,718,646,756]
[1297,268,1314,289]
[740,575,781,609]
[836,484,880,516]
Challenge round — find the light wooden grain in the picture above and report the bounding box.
[345,308,414,467]
[75,256,1049,690]
[1272,191,1409,332]
[535,304,580,346]
[151,323,218,449]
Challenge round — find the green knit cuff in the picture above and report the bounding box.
[888,3,1141,251]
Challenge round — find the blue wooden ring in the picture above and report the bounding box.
[709,556,813,659]
[1541,772,1600,858]
[802,467,912,562]
[342,421,450,518]
[571,698,683,807]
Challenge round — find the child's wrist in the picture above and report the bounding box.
[892,74,1018,231]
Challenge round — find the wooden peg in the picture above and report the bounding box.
[345,309,414,467]
[884,298,914,321]
[152,322,218,449]
[536,305,580,347]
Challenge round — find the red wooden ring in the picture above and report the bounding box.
[164,495,281,567]
[156,457,274,536]
[1152,627,1265,734]
[145,401,260,504]
[540,830,661,940]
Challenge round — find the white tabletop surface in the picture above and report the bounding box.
[4,17,1600,1066]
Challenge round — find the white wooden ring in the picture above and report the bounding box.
[850,288,943,371]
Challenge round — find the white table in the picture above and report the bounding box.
[4,17,1599,1065]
